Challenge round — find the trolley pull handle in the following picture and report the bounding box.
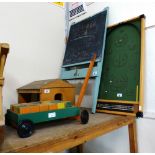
[76,53,96,107]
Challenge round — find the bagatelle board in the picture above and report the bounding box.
[61,8,109,113]
[97,15,145,117]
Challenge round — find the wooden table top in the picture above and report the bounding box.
[0,111,134,153]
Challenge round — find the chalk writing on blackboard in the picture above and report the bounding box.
[63,10,107,66]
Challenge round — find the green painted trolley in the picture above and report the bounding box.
[5,105,88,138]
[5,54,96,138]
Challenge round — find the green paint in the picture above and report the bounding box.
[98,18,141,101]
[6,106,80,125]
[65,101,72,107]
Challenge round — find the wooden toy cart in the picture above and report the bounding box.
[5,54,96,138]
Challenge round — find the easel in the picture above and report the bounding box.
[0,43,9,144]
[61,8,109,113]
[61,56,103,113]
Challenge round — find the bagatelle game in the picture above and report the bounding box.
[97,15,145,117]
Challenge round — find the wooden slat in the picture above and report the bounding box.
[97,99,139,105]
[0,87,3,121]
[108,15,143,29]
[0,78,4,86]
[128,121,138,153]
[0,125,4,145]
[18,90,40,93]
[42,79,75,88]
[76,54,96,107]
[17,79,54,90]
[97,109,136,116]
[0,43,9,77]
[0,116,4,126]
[0,55,6,77]
[17,79,74,91]
[139,16,145,112]
[0,43,9,145]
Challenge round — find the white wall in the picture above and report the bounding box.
[0,3,65,112]
[68,1,155,153]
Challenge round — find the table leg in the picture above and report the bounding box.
[128,120,138,153]
[69,144,83,153]
[76,144,83,153]
[0,125,4,145]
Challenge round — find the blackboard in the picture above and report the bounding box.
[98,18,142,102]
[63,10,108,66]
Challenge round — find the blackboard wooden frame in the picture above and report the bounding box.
[96,15,145,116]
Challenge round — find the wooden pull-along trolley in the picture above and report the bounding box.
[5,54,96,138]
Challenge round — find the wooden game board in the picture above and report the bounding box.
[97,15,145,116]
